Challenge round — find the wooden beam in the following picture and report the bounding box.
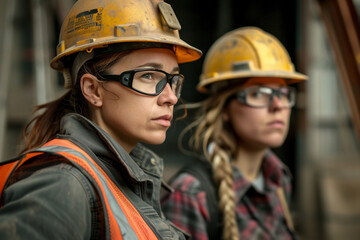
[317,0,360,144]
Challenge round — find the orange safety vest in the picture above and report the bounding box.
[0,138,159,240]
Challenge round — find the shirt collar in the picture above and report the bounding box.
[232,149,291,199]
[261,149,292,189]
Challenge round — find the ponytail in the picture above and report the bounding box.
[20,51,130,154]
[20,91,73,154]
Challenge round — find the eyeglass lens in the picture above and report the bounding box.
[132,70,182,97]
[241,86,295,107]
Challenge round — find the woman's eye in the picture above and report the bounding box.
[140,73,153,79]
[279,88,290,96]
[250,91,262,98]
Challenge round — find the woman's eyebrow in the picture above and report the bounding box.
[137,62,180,73]
[137,62,163,69]
[171,66,180,73]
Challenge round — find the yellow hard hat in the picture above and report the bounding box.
[50,0,202,72]
[198,27,307,93]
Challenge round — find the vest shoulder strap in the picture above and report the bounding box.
[0,152,42,204]
[0,139,159,240]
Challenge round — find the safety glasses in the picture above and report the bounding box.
[99,68,184,98]
[234,86,296,108]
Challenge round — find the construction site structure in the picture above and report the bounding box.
[0,0,359,239]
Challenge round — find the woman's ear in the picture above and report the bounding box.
[80,73,103,107]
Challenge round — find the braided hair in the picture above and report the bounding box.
[181,86,241,240]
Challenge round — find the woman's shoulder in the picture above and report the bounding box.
[170,172,202,192]
[1,155,95,239]
[169,160,214,194]
[8,155,96,199]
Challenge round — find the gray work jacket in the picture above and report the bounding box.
[0,113,186,240]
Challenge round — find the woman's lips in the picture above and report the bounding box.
[267,120,285,128]
[153,115,172,127]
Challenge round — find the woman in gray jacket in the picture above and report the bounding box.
[0,0,201,239]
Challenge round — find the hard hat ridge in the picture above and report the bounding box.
[197,27,307,93]
[50,0,202,88]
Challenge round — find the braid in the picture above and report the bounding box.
[181,87,240,239]
[211,145,239,240]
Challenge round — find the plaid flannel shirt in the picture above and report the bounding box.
[161,150,295,240]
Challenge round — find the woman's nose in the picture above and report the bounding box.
[158,83,178,105]
[269,96,284,111]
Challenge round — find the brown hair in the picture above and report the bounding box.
[181,87,240,240]
[20,51,129,154]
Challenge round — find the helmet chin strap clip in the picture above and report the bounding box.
[63,68,72,89]
[63,51,95,89]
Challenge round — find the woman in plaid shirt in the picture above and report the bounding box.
[161,27,308,240]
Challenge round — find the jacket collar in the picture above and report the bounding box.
[59,113,163,182]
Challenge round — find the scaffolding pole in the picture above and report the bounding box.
[32,0,56,104]
[0,0,17,160]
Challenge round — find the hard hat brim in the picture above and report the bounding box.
[50,36,202,71]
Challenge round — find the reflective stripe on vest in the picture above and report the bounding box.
[0,139,158,240]
[0,152,42,201]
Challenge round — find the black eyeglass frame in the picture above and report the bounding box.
[235,86,296,108]
[99,68,184,98]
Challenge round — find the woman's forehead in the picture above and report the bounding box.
[122,48,176,61]
[108,48,178,73]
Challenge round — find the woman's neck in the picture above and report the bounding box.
[232,147,266,182]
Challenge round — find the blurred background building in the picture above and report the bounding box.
[0,0,359,239]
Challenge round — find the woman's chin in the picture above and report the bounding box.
[267,138,286,148]
[143,135,167,145]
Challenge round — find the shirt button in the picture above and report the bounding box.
[150,158,157,165]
